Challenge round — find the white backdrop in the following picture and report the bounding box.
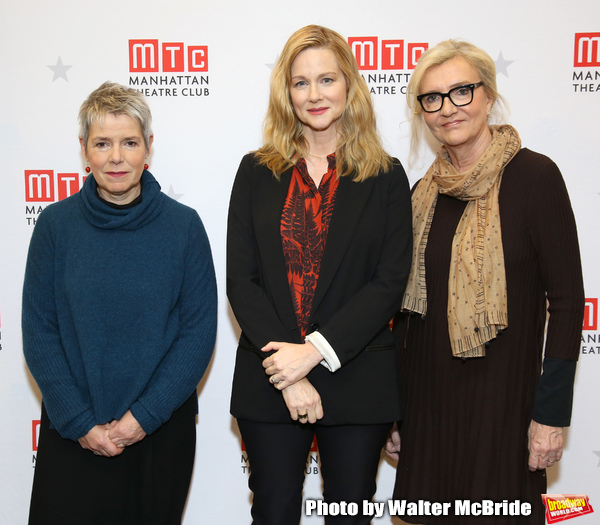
[1,0,599,523]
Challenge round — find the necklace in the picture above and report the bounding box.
[306,152,330,161]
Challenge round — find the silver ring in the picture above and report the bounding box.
[93,451,101,456]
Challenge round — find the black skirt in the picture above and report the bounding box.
[29,393,197,525]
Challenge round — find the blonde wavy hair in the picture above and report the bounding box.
[406,39,507,162]
[256,25,392,181]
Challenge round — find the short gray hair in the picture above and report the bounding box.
[79,81,152,150]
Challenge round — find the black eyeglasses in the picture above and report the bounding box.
[417,82,484,113]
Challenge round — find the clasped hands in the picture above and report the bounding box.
[262,341,324,424]
[78,410,146,457]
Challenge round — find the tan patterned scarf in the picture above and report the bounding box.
[402,125,521,357]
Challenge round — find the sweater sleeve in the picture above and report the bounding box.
[532,357,577,427]
[22,209,96,441]
[525,153,584,426]
[130,212,217,434]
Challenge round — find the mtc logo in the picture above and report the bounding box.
[348,37,428,70]
[32,420,41,452]
[129,40,208,72]
[583,298,598,331]
[241,436,318,452]
[574,33,600,67]
[25,170,84,202]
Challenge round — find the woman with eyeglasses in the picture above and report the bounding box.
[385,40,584,524]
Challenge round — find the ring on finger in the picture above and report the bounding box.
[298,413,308,420]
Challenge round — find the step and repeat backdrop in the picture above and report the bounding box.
[1,0,598,522]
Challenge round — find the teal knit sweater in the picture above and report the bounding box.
[22,171,217,441]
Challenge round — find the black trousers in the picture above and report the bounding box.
[238,419,392,525]
[29,393,197,525]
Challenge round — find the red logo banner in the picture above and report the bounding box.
[542,494,594,523]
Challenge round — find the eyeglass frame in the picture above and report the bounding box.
[416,82,485,113]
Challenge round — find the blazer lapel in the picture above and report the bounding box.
[253,166,300,337]
[310,175,375,315]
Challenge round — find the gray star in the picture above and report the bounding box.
[167,185,184,201]
[47,57,72,82]
[495,51,514,78]
[594,451,600,467]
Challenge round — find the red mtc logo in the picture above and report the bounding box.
[32,420,41,452]
[583,298,598,331]
[574,33,600,67]
[348,37,428,70]
[129,40,208,72]
[241,436,319,452]
[25,170,84,202]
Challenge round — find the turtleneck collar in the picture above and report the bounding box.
[79,170,164,230]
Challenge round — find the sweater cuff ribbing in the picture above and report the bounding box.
[130,400,162,435]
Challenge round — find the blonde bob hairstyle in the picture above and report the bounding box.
[79,81,153,150]
[406,39,507,161]
[255,25,392,181]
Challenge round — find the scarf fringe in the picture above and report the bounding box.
[451,310,508,358]
[401,293,427,315]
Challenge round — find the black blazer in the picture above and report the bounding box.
[227,153,412,425]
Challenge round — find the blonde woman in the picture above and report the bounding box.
[227,25,412,524]
[386,40,584,524]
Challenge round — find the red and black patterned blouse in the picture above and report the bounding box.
[281,155,340,338]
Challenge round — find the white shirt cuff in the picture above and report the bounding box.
[305,332,341,372]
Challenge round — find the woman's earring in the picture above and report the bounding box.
[144,163,149,170]
[85,163,91,173]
